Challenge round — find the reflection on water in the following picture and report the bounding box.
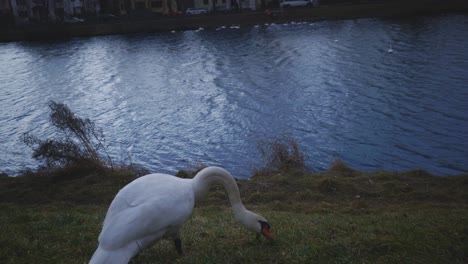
[1,15,467,177]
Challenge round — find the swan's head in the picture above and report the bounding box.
[238,210,274,239]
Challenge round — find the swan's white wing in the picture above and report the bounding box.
[98,174,195,250]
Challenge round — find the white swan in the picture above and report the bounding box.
[89,166,273,264]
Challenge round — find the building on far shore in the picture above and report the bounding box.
[5,0,101,24]
[128,0,245,15]
[0,0,13,26]
[3,0,318,26]
[0,0,11,15]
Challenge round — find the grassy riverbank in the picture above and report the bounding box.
[1,164,467,263]
[1,0,468,41]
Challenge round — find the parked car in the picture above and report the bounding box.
[99,14,118,21]
[280,0,317,8]
[64,17,85,24]
[186,8,208,15]
[215,6,233,13]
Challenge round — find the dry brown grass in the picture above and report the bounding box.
[1,162,467,264]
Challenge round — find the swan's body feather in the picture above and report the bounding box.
[91,174,194,263]
[90,167,272,264]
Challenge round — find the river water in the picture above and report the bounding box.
[1,15,467,178]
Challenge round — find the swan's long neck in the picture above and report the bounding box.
[191,167,247,219]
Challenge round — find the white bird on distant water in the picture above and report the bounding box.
[388,46,394,53]
[89,166,273,264]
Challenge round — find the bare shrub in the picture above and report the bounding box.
[318,178,338,193]
[23,101,112,170]
[256,136,307,173]
[176,163,208,178]
[327,159,355,177]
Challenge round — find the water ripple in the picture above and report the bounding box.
[1,15,468,177]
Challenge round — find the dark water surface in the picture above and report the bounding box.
[1,15,467,178]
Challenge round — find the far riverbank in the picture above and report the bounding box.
[1,0,468,42]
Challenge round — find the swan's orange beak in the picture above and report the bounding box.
[262,226,274,239]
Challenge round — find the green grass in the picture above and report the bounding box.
[0,165,467,263]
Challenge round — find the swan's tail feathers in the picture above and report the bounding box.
[89,246,133,264]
